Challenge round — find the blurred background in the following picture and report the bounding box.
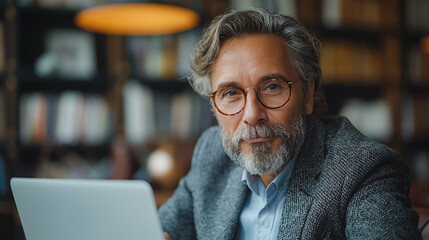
[0,0,428,239]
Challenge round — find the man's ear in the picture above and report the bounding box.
[305,79,315,115]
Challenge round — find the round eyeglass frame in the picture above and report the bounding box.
[209,78,300,116]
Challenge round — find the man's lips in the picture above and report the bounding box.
[247,137,272,143]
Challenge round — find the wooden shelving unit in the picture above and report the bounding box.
[0,0,428,238]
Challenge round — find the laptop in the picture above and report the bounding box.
[10,178,164,240]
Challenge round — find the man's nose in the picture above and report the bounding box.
[242,90,268,125]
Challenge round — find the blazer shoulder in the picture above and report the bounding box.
[320,116,404,169]
[193,126,223,157]
[321,116,386,149]
[189,126,232,170]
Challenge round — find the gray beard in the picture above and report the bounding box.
[220,115,307,175]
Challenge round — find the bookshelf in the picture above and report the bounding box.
[13,5,114,180]
[297,0,402,151]
[3,0,427,189]
[401,0,429,181]
[1,0,429,238]
[6,0,216,200]
[0,1,19,239]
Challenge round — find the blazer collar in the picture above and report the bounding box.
[210,162,248,240]
[278,115,326,239]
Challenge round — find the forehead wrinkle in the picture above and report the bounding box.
[211,35,298,91]
[212,39,249,89]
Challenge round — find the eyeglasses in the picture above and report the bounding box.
[210,78,299,116]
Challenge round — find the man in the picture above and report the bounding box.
[159,8,420,239]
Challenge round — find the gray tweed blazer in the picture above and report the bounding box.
[159,116,420,239]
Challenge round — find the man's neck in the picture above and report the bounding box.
[260,166,284,187]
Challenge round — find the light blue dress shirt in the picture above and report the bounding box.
[235,156,297,240]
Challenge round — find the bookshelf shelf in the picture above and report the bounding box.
[0,72,6,83]
[136,79,192,92]
[405,83,429,94]
[19,143,111,164]
[323,78,390,86]
[18,71,109,93]
[323,83,382,115]
[17,6,77,16]
[405,31,429,43]
[403,138,429,163]
[318,26,381,44]
[20,143,110,153]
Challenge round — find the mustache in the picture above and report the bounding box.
[231,124,290,144]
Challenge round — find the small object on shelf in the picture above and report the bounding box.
[339,98,392,142]
[146,141,193,190]
[34,29,96,80]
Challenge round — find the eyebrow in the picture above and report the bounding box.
[259,73,290,83]
[214,73,291,91]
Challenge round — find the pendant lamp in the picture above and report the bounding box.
[75,2,200,35]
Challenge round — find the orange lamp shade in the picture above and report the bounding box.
[75,3,200,35]
[422,36,429,55]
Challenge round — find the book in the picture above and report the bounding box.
[230,0,255,11]
[405,0,429,32]
[402,95,415,141]
[83,95,110,145]
[36,0,109,9]
[0,21,5,74]
[144,36,164,80]
[320,40,384,83]
[276,0,297,18]
[153,91,172,138]
[0,89,4,141]
[176,28,201,80]
[322,0,384,29]
[55,91,84,144]
[322,0,341,28]
[170,92,193,139]
[19,92,113,145]
[160,35,179,80]
[298,0,321,25]
[413,95,429,139]
[123,81,155,145]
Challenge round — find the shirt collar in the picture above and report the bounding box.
[241,146,300,195]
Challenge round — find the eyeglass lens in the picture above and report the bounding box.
[213,79,291,115]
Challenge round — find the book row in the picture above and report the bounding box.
[19,91,114,145]
[407,45,429,85]
[123,81,213,144]
[19,81,214,145]
[128,28,200,81]
[320,40,384,83]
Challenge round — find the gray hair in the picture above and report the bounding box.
[189,8,327,115]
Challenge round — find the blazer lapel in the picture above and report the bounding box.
[278,116,326,239]
[210,164,249,240]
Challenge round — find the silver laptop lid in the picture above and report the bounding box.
[11,178,164,240]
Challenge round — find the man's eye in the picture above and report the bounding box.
[266,84,280,91]
[224,90,239,97]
